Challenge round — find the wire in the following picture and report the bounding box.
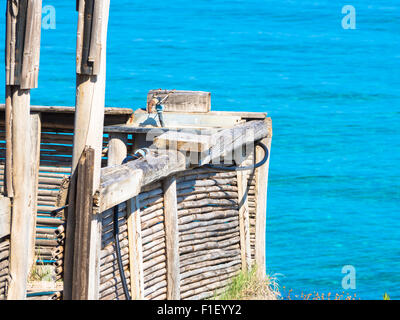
[204,140,269,171]
[113,204,131,300]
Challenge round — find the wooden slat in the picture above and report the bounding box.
[72,147,95,300]
[127,197,144,299]
[28,113,41,270]
[163,176,180,299]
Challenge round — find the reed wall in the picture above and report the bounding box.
[97,160,264,300]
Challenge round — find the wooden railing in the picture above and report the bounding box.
[67,119,272,300]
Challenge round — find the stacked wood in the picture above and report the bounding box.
[26,282,63,300]
[52,224,65,281]
[175,168,242,300]
[0,239,10,300]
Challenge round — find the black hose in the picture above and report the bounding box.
[204,140,269,171]
[113,204,131,300]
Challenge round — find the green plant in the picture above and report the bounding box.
[212,265,280,300]
[383,293,390,300]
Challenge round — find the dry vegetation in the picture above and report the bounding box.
[213,265,280,300]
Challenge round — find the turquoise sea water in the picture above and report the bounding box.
[1,1,399,299]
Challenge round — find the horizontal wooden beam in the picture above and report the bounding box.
[0,104,133,130]
[0,104,133,115]
[96,150,186,213]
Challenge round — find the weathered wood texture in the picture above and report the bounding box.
[147,90,211,113]
[6,0,42,89]
[76,0,105,75]
[163,176,180,299]
[0,197,11,239]
[64,0,110,300]
[97,150,186,213]
[254,137,271,279]
[0,105,133,130]
[97,120,271,213]
[71,147,95,300]
[7,88,32,300]
[176,168,241,300]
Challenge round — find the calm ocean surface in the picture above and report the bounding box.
[1,0,399,299]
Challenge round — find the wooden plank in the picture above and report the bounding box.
[130,111,242,129]
[0,197,11,239]
[14,0,28,85]
[97,150,186,213]
[255,136,271,279]
[20,0,42,89]
[163,176,180,300]
[98,120,271,213]
[0,104,133,115]
[154,131,211,153]
[27,113,41,271]
[127,197,144,299]
[147,90,211,113]
[72,147,95,300]
[7,88,32,300]
[88,0,103,74]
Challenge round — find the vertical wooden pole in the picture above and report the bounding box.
[72,148,95,300]
[27,113,41,271]
[127,197,144,300]
[107,133,128,166]
[7,88,32,300]
[107,132,145,300]
[163,176,180,300]
[64,0,111,300]
[5,0,42,300]
[255,137,271,279]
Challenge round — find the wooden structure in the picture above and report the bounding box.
[0,0,273,300]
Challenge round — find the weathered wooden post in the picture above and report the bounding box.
[5,0,42,300]
[255,134,272,279]
[163,176,180,300]
[64,0,111,300]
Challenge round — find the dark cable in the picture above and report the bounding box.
[204,141,269,171]
[113,203,131,300]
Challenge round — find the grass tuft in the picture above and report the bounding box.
[212,265,280,300]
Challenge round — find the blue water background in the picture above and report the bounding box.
[1,0,399,299]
